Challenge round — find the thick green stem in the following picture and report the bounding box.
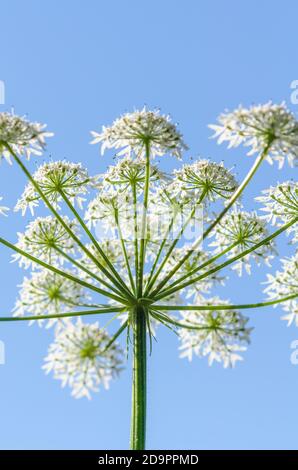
[130,306,147,450]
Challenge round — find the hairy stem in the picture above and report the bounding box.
[130,305,147,450]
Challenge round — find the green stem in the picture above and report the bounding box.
[150,148,269,295]
[130,305,147,450]
[0,236,128,305]
[101,320,128,354]
[153,293,298,312]
[154,217,298,301]
[137,141,151,297]
[115,211,136,293]
[0,307,125,322]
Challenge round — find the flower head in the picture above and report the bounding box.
[0,112,53,163]
[15,161,95,215]
[43,319,124,398]
[264,254,298,326]
[101,156,167,193]
[179,297,251,367]
[264,253,298,301]
[91,107,187,159]
[210,209,275,275]
[13,269,90,327]
[210,102,298,168]
[173,159,238,201]
[85,190,132,239]
[13,216,78,268]
[280,300,298,327]
[0,196,9,216]
[256,181,298,243]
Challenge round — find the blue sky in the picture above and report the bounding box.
[0,0,297,450]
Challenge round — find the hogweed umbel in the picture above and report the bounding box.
[0,104,297,450]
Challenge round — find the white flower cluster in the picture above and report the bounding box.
[264,253,298,326]
[179,297,251,367]
[173,159,238,202]
[13,216,78,268]
[210,209,275,275]
[101,156,167,193]
[210,102,298,168]
[256,181,298,243]
[15,161,95,215]
[91,107,188,159]
[43,319,123,399]
[13,268,90,328]
[0,112,53,163]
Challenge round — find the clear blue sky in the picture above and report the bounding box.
[0,0,297,450]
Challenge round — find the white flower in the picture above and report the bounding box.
[13,269,91,328]
[85,190,132,240]
[179,297,251,367]
[210,209,275,276]
[0,196,9,216]
[91,107,187,159]
[256,181,298,243]
[43,319,124,399]
[13,216,78,268]
[280,300,298,327]
[173,159,238,201]
[15,160,96,215]
[101,156,167,193]
[0,112,53,163]
[264,253,298,301]
[210,102,298,168]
